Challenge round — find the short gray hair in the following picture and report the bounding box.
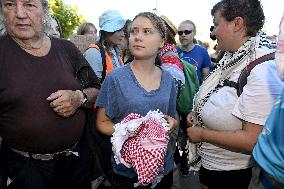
[0,0,51,36]
[179,20,196,33]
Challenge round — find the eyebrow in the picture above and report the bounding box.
[132,27,154,30]
[25,0,37,3]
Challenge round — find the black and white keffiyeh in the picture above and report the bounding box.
[193,32,276,127]
[182,33,276,172]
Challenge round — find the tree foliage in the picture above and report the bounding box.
[49,0,85,38]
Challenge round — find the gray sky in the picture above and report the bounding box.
[64,0,283,42]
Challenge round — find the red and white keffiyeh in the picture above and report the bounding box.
[160,43,185,85]
[111,110,170,187]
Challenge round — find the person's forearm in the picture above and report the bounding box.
[202,67,210,80]
[81,88,99,108]
[96,120,115,136]
[201,124,263,153]
[96,108,115,136]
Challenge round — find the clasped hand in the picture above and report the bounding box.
[186,112,204,143]
[47,90,83,118]
[164,115,179,133]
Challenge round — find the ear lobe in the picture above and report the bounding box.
[159,39,165,49]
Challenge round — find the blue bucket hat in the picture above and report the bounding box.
[99,10,126,32]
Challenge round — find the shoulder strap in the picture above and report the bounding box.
[237,52,275,96]
[246,52,275,73]
[222,52,275,96]
[99,47,107,83]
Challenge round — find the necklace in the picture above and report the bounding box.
[11,35,46,51]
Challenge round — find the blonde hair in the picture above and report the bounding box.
[77,22,97,35]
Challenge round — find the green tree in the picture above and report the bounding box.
[49,0,85,38]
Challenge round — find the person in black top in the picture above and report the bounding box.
[0,0,100,188]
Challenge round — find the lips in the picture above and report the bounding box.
[132,45,145,48]
[16,24,31,29]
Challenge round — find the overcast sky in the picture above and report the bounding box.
[64,0,283,42]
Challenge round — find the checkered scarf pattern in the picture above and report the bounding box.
[112,111,169,186]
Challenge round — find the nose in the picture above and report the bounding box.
[16,4,28,18]
[134,32,143,41]
[179,32,186,37]
[211,27,217,35]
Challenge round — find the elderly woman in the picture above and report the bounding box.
[186,0,284,189]
[0,0,100,188]
[84,10,126,83]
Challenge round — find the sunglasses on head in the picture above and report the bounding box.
[178,30,193,36]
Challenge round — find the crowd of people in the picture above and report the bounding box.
[0,0,283,189]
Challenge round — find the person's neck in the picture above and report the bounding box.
[103,42,114,52]
[131,58,157,75]
[180,43,195,52]
[229,35,251,53]
[11,33,47,51]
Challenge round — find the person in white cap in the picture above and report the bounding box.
[84,10,126,83]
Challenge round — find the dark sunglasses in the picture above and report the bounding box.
[178,30,193,36]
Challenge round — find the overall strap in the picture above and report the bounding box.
[99,47,107,83]
[237,52,275,96]
[222,52,275,96]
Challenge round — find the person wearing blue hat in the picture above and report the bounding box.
[84,10,127,187]
[84,10,126,83]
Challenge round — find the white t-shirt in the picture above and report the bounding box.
[200,60,284,171]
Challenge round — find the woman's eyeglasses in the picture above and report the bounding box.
[178,30,193,36]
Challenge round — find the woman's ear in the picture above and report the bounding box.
[233,16,245,32]
[159,39,165,49]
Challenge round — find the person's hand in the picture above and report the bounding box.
[186,126,205,143]
[47,90,83,118]
[164,115,179,133]
[186,112,195,126]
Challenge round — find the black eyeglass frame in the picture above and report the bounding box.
[177,30,193,36]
